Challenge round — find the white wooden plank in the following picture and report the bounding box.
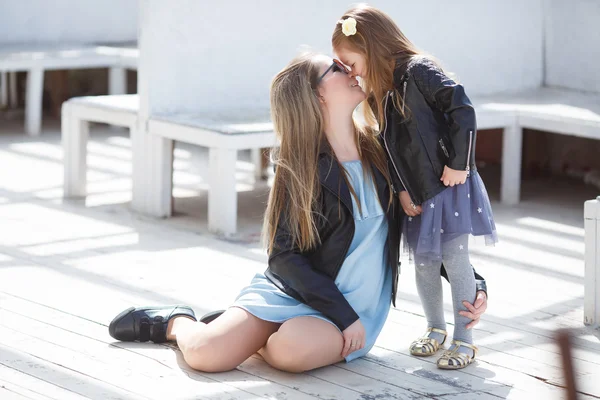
[500,122,522,205]
[0,342,147,400]
[62,107,90,198]
[0,297,318,400]
[375,314,595,398]
[334,357,466,397]
[25,68,44,136]
[108,68,127,96]
[0,387,35,400]
[0,364,89,400]
[385,308,599,381]
[208,147,238,235]
[584,198,600,327]
[0,71,7,108]
[240,356,413,400]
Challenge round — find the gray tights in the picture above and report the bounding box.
[414,234,476,344]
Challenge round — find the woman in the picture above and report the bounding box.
[110,52,400,372]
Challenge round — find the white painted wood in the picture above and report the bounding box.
[144,135,174,218]
[108,67,127,96]
[0,364,89,400]
[61,95,137,200]
[0,43,130,71]
[500,122,523,205]
[149,116,276,150]
[0,71,7,108]
[473,87,600,205]
[584,198,600,327]
[144,112,276,233]
[251,148,262,180]
[61,104,89,198]
[9,71,17,108]
[209,147,238,236]
[0,43,139,134]
[24,68,44,136]
[0,298,316,400]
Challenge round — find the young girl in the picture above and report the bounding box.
[332,5,498,369]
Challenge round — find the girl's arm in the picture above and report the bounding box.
[411,59,476,172]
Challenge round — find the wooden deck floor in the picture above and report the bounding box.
[1,121,599,399]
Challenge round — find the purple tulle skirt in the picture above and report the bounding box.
[403,171,498,263]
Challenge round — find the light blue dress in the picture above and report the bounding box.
[233,160,392,362]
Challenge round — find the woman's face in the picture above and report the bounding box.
[334,47,367,78]
[316,56,366,112]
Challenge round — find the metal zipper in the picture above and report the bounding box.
[466,130,473,175]
[439,139,449,158]
[382,91,415,203]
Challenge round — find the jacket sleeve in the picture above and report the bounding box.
[411,59,476,171]
[440,263,488,297]
[265,212,359,331]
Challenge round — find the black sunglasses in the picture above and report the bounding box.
[316,59,350,84]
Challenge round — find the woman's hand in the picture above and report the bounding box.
[460,291,488,329]
[399,191,422,217]
[341,319,366,358]
[440,166,468,187]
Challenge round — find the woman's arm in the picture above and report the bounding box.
[265,214,359,332]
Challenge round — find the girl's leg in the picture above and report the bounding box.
[167,307,279,372]
[440,235,476,349]
[259,316,344,373]
[414,255,447,343]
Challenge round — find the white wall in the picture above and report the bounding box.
[545,0,600,93]
[140,0,544,114]
[0,0,137,44]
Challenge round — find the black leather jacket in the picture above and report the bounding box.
[264,146,487,332]
[382,57,477,206]
[265,150,401,331]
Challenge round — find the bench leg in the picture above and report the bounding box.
[208,147,238,236]
[62,105,89,197]
[109,67,127,95]
[251,148,262,180]
[501,123,522,205]
[9,71,18,108]
[0,72,7,108]
[137,134,173,218]
[584,200,600,327]
[25,68,44,136]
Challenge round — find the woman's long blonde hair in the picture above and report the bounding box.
[264,52,392,254]
[332,4,423,129]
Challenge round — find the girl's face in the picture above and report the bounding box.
[334,47,367,79]
[316,56,366,112]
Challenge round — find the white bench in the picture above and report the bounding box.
[61,95,273,236]
[62,95,139,198]
[585,196,600,328]
[0,42,139,135]
[144,111,275,236]
[474,88,600,205]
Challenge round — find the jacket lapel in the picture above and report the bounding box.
[317,154,353,215]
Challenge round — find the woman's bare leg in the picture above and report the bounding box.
[167,307,279,372]
[259,317,345,373]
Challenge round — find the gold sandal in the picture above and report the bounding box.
[409,327,448,357]
[437,340,478,370]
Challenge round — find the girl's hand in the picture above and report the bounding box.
[399,191,422,217]
[440,166,468,187]
[341,319,366,358]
